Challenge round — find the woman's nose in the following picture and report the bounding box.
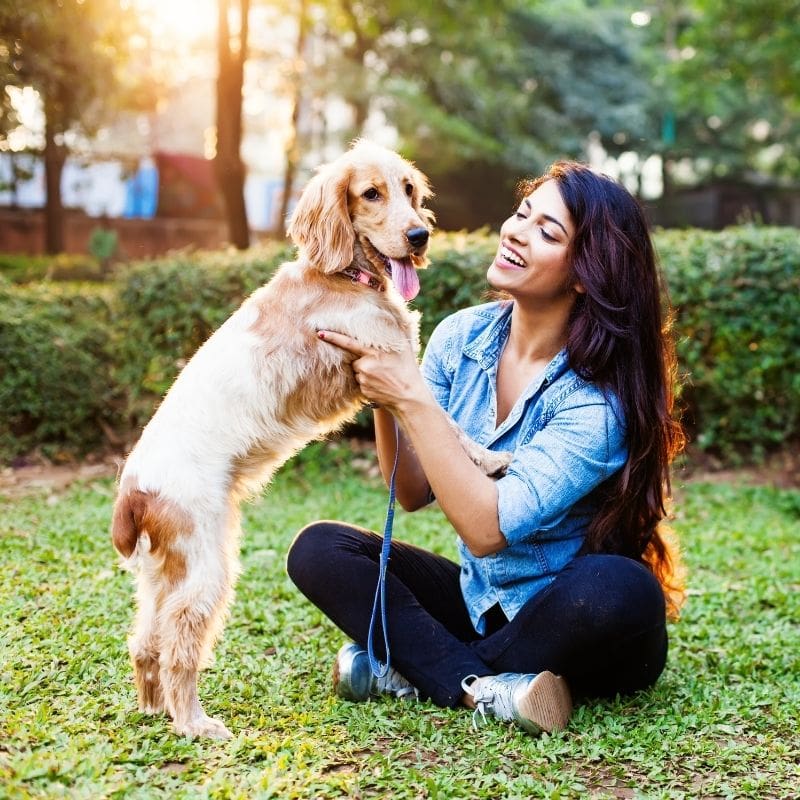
[504,217,527,244]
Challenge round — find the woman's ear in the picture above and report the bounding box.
[287,163,354,272]
[574,282,587,294]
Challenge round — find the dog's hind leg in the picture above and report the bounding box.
[129,567,165,714]
[158,530,236,740]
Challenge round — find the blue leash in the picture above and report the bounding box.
[366,419,400,678]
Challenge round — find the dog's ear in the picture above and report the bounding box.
[411,165,436,230]
[287,162,354,273]
[411,165,434,270]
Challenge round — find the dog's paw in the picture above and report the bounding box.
[475,449,513,478]
[174,714,233,740]
[139,701,165,716]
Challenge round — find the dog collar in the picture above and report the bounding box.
[341,266,385,292]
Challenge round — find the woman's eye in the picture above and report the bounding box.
[515,211,527,219]
[363,187,380,200]
[540,228,556,242]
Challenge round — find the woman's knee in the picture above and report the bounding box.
[286,520,378,591]
[560,555,668,696]
[286,521,337,589]
[567,554,666,632]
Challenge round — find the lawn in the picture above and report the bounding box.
[1,443,798,799]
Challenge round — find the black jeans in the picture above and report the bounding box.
[287,521,668,708]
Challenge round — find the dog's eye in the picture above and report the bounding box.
[405,183,414,197]
[363,188,380,201]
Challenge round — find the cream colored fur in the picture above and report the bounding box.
[111,141,507,740]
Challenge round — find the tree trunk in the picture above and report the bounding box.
[277,0,309,235]
[43,111,66,254]
[351,97,369,135]
[215,0,250,249]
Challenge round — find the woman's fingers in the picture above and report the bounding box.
[317,329,368,356]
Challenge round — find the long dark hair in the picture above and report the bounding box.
[520,161,687,616]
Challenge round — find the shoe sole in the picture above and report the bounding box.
[515,671,573,734]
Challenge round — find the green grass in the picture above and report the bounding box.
[1,444,798,799]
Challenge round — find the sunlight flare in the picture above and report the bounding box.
[133,0,216,44]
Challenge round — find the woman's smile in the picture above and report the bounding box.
[497,243,527,269]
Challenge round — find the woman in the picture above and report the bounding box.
[287,161,686,735]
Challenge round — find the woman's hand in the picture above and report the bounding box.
[317,330,424,412]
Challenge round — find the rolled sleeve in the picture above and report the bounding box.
[496,394,627,547]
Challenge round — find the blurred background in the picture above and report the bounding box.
[2,0,799,257]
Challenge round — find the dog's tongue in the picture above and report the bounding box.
[387,257,420,301]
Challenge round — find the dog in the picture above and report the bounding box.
[111,140,510,739]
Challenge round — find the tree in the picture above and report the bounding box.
[307,0,654,226]
[634,0,800,186]
[215,0,251,249]
[0,0,143,253]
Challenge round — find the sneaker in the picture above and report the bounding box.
[461,671,572,735]
[332,642,419,702]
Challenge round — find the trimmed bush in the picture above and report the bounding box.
[0,252,107,283]
[0,279,120,461]
[0,227,797,464]
[658,226,800,460]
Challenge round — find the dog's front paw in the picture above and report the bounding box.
[173,714,233,740]
[475,449,513,478]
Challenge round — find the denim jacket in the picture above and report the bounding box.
[421,301,628,633]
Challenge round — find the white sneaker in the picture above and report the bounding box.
[333,643,419,702]
[461,671,572,735]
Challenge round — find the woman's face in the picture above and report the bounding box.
[487,179,581,305]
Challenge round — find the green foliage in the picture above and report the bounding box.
[0,252,106,283]
[659,226,800,459]
[0,469,797,797]
[88,227,119,265]
[0,281,120,461]
[296,1,656,224]
[0,228,797,464]
[642,0,800,182]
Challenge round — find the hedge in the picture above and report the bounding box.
[659,227,800,459]
[1,227,798,464]
[0,279,121,460]
[0,252,108,283]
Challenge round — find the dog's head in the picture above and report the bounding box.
[287,140,434,300]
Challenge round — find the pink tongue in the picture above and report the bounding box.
[388,257,420,301]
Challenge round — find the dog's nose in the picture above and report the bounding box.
[406,227,429,249]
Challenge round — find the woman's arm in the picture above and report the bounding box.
[372,406,430,511]
[391,390,506,556]
[319,329,506,557]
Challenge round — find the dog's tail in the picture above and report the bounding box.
[111,486,190,566]
[111,489,147,559]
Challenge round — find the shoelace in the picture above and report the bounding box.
[375,664,419,700]
[461,674,517,730]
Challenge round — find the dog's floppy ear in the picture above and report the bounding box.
[287,162,354,273]
[412,165,436,230]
